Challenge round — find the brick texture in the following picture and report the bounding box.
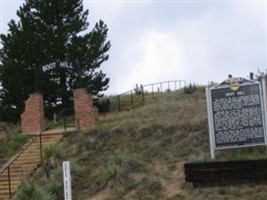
[74,88,98,130]
[21,93,44,134]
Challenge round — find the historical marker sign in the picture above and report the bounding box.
[206,77,267,158]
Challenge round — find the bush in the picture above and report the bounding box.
[13,180,56,200]
[94,163,125,190]
[107,150,146,173]
[96,99,111,113]
[91,150,146,192]
[183,83,197,94]
[183,84,205,94]
[7,134,30,150]
[77,134,102,152]
[43,143,68,167]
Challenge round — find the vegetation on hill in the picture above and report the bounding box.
[0,124,31,166]
[13,89,267,200]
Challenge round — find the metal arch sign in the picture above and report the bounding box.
[41,61,73,73]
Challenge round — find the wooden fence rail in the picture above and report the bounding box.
[184,159,267,187]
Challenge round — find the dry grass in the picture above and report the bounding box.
[19,88,267,200]
[67,89,212,199]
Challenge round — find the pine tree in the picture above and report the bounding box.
[0,0,111,121]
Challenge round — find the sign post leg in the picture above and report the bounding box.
[261,77,267,156]
[206,87,215,160]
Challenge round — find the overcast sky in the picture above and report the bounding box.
[0,0,266,94]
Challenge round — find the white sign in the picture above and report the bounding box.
[42,62,56,72]
[63,161,72,200]
[42,61,73,72]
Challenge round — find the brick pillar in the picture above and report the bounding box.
[21,93,44,134]
[74,88,99,130]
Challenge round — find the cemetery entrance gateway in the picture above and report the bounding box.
[21,60,98,134]
[206,77,267,159]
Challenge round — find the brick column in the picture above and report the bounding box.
[74,88,99,130]
[21,93,44,134]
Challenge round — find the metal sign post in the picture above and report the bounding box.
[206,86,215,159]
[261,77,267,155]
[63,161,72,200]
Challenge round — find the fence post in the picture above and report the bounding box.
[160,83,162,93]
[152,84,154,98]
[141,84,145,104]
[8,166,11,197]
[40,134,43,162]
[175,81,177,90]
[131,91,133,105]
[118,95,121,112]
[168,81,170,91]
[64,109,67,132]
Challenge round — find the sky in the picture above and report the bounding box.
[0,0,266,95]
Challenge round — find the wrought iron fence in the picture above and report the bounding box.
[0,107,74,198]
[100,80,186,113]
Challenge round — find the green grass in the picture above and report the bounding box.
[13,180,56,200]
[0,124,32,166]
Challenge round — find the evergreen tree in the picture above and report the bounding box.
[0,0,111,121]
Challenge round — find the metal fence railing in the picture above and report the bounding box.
[0,107,75,198]
[100,80,186,113]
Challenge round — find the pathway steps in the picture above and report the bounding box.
[0,127,75,200]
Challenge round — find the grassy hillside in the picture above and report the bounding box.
[0,124,31,166]
[14,89,267,200]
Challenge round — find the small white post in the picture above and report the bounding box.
[63,161,72,200]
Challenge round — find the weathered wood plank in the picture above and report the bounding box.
[184,159,267,186]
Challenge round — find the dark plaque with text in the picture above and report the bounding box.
[210,78,266,149]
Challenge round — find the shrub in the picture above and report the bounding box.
[183,83,197,94]
[108,150,146,173]
[77,134,101,152]
[91,150,146,192]
[13,180,56,200]
[94,163,125,190]
[43,143,68,167]
[44,178,62,199]
[96,99,111,113]
[7,134,30,151]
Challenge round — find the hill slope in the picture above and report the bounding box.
[14,90,267,200]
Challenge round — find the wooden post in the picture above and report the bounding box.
[8,166,11,197]
[118,95,121,112]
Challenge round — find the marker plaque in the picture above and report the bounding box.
[206,77,267,155]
